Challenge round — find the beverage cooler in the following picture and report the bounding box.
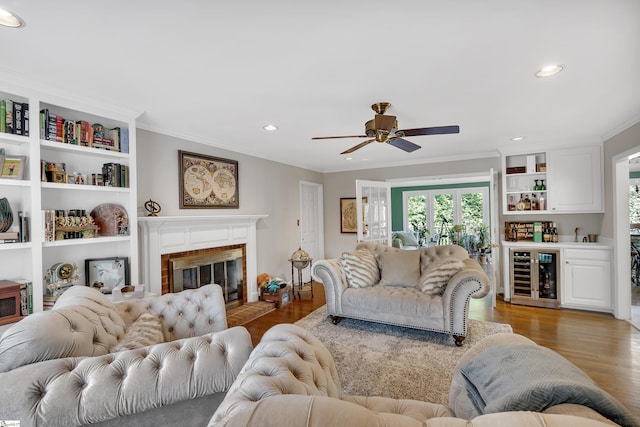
[510,248,560,308]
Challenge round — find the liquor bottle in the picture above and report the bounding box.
[543,223,551,242]
[517,194,525,211]
[511,223,518,241]
[508,195,516,211]
[551,222,559,243]
[531,193,538,210]
[524,194,531,211]
[539,194,545,211]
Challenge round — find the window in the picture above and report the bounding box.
[403,186,489,251]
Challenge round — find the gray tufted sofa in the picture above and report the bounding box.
[0,284,253,427]
[209,324,629,427]
[313,242,490,346]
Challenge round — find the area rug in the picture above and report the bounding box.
[294,306,512,405]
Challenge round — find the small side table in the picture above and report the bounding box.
[289,257,313,299]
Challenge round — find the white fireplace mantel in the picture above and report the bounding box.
[138,215,268,300]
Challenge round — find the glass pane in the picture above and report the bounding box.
[630,184,640,223]
[362,185,388,244]
[433,193,453,244]
[461,192,485,231]
[407,195,428,244]
[461,192,485,253]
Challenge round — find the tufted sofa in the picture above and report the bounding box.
[209,324,636,427]
[0,284,253,427]
[312,242,490,346]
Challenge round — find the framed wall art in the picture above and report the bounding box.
[0,155,26,179]
[179,150,239,208]
[340,197,367,234]
[85,257,129,294]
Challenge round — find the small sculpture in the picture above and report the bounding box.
[144,199,161,216]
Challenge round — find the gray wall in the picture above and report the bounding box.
[136,129,323,281]
[602,121,640,238]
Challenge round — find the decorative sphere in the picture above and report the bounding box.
[290,248,311,269]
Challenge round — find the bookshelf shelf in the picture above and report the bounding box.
[43,235,131,248]
[41,182,130,193]
[0,242,32,251]
[40,139,129,159]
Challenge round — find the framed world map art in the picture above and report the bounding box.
[179,150,239,208]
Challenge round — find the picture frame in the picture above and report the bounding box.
[340,197,367,234]
[85,257,129,294]
[179,150,239,209]
[0,155,26,179]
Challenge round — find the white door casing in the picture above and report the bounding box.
[299,181,324,282]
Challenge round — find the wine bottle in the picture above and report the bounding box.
[552,222,559,243]
[531,193,538,210]
[524,194,531,211]
[517,194,525,211]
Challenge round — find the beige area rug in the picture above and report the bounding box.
[294,306,512,405]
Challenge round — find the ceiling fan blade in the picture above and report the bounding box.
[312,135,368,140]
[387,137,421,153]
[374,114,397,132]
[399,125,460,137]
[341,139,375,154]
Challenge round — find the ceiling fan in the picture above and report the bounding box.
[312,102,459,155]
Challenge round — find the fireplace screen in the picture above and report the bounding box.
[169,248,244,307]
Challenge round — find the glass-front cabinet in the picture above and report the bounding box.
[510,248,560,308]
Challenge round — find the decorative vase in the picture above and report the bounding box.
[0,197,13,232]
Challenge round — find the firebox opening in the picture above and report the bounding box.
[165,245,246,310]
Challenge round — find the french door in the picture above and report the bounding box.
[356,180,392,246]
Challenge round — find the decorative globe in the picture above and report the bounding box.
[290,247,311,270]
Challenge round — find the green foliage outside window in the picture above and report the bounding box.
[630,185,640,223]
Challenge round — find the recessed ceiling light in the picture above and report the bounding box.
[535,64,564,78]
[262,124,278,131]
[345,157,353,161]
[511,136,526,141]
[0,8,25,28]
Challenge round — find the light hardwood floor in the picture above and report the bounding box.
[243,282,640,415]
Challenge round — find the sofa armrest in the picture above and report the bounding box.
[441,263,490,336]
[312,259,348,316]
[0,326,253,427]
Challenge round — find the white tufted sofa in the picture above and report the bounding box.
[313,242,490,346]
[0,284,253,427]
[208,324,630,427]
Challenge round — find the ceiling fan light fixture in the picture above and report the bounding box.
[262,124,278,131]
[0,8,25,28]
[535,64,564,78]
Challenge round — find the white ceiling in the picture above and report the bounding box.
[2,0,639,173]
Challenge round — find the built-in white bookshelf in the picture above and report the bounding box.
[0,84,139,314]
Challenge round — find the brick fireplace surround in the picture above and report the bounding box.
[138,215,267,301]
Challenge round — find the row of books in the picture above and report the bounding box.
[39,108,129,153]
[0,99,30,136]
[20,280,33,315]
[103,162,130,188]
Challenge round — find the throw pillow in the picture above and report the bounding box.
[419,257,465,294]
[110,313,165,352]
[341,249,379,288]
[379,250,421,287]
